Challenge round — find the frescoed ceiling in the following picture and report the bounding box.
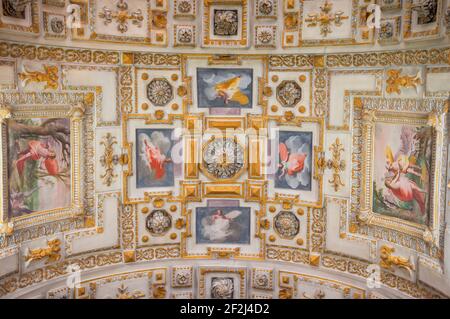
[0,0,449,299]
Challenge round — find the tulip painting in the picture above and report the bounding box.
[8,118,71,218]
[373,123,432,225]
[275,131,312,191]
[136,128,174,188]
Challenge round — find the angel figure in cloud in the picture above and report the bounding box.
[277,134,312,190]
[200,209,242,243]
[383,126,428,215]
[200,69,252,107]
[213,76,249,105]
[139,131,172,181]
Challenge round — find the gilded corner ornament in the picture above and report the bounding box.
[69,103,86,119]
[0,221,14,236]
[0,105,12,123]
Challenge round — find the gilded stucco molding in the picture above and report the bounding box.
[0,38,448,299]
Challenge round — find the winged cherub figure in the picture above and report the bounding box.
[142,132,172,180]
[214,76,249,106]
[277,134,311,189]
[384,126,427,214]
[278,142,307,178]
[201,209,242,242]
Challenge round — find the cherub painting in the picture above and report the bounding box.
[373,124,432,225]
[136,128,174,188]
[196,207,251,244]
[275,131,312,191]
[8,118,71,218]
[197,68,253,108]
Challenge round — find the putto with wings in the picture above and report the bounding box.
[275,131,312,191]
[196,207,251,244]
[201,209,242,243]
[214,76,249,106]
[197,68,253,108]
[136,129,175,188]
[373,124,432,224]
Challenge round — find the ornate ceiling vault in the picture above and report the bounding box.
[0,0,449,300]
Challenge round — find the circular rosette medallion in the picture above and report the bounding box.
[202,137,245,180]
[274,211,300,239]
[145,209,172,236]
[146,78,173,106]
[211,277,234,299]
[276,80,302,107]
[258,0,274,16]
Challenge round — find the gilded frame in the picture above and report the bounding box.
[0,103,85,231]
[355,98,447,244]
[121,112,184,205]
[268,115,325,209]
[298,0,360,47]
[403,0,443,41]
[201,0,249,48]
[198,267,246,298]
[180,197,266,260]
[0,0,40,35]
[88,0,154,44]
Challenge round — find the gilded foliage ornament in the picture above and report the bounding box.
[385,69,421,95]
[18,64,59,90]
[305,0,349,37]
[24,239,61,265]
[98,0,144,33]
[115,284,145,299]
[99,133,119,187]
[379,245,415,274]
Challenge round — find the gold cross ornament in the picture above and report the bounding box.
[305,0,349,37]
